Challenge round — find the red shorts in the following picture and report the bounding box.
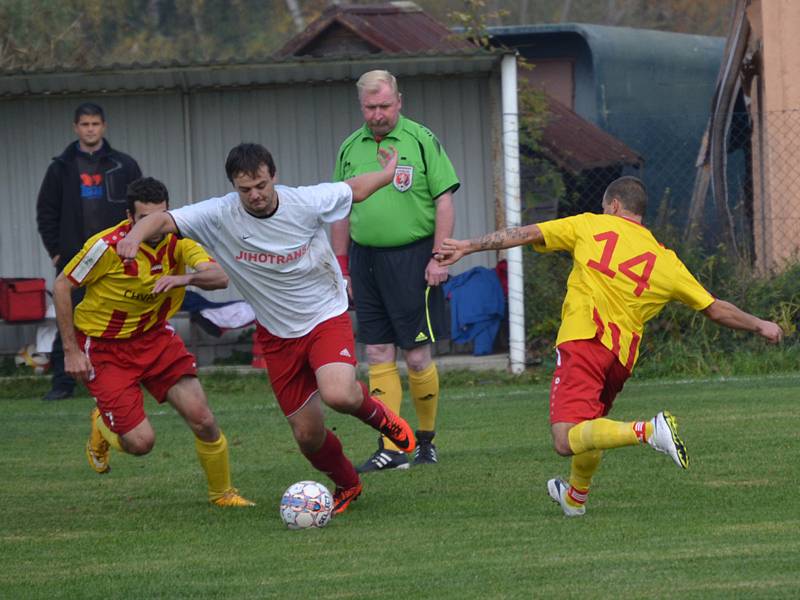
[254,312,357,417]
[79,325,197,435]
[549,338,631,424]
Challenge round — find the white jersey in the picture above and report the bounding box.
[170,182,352,338]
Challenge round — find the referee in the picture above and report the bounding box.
[331,70,460,472]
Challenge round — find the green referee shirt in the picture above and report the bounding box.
[333,115,460,247]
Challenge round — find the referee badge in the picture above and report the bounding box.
[393,165,413,192]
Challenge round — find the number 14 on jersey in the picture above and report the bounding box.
[586,231,656,297]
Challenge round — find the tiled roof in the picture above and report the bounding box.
[539,95,643,172]
[275,2,476,58]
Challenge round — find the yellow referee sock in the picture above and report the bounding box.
[96,414,124,452]
[568,418,654,455]
[408,362,439,433]
[567,449,603,508]
[369,362,404,451]
[195,433,232,502]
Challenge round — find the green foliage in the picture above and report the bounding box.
[523,212,800,378]
[0,355,18,376]
[0,0,332,70]
[1,0,733,72]
[446,0,508,49]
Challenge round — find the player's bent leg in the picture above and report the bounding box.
[87,407,153,472]
[551,422,576,456]
[317,363,416,455]
[290,398,362,513]
[165,375,220,442]
[316,363,363,413]
[288,393,328,454]
[565,418,649,454]
[119,419,156,455]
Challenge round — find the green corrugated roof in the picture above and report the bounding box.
[488,23,726,222]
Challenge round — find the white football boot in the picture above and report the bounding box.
[648,411,689,469]
[547,478,586,517]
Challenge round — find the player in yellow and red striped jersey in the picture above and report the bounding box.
[64,214,211,340]
[436,176,783,517]
[53,176,253,508]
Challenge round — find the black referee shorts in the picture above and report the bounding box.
[349,237,447,350]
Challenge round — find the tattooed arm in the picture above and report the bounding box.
[435,224,544,266]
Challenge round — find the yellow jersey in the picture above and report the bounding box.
[64,220,214,339]
[536,213,714,371]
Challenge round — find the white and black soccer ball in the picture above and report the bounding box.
[14,344,50,375]
[279,480,334,530]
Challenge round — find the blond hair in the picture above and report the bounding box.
[356,70,399,99]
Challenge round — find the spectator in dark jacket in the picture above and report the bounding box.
[36,102,142,401]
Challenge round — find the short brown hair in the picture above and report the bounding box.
[225,143,277,183]
[603,176,647,216]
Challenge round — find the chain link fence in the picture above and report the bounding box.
[522,109,800,271]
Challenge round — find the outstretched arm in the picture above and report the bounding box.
[702,299,783,343]
[435,224,544,266]
[346,147,399,202]
[116,212,179,260]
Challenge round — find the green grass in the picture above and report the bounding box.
[2,372,799,599]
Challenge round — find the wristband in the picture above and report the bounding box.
[336,255,350,277]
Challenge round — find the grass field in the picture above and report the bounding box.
[2,371,799,599]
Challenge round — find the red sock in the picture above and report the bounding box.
[633,421,648,443]
[567,485,588,507]
[352,381,387,429]
[303,429,359,489]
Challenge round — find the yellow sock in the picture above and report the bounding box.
[408,362,439,433]
[96,414,124,452]
[566,450,603,508]
[369,362,403,452]
[195,432,232,502]
[568,418,654,454]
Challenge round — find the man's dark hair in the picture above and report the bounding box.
[604,176,647,216]
[225,143,277,183]
[126,177,169,214]
[73,102,106,124]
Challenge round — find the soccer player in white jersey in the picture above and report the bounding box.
[117,143,416,515]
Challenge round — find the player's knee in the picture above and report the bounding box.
[552,437,573,457]
[404,346,432,372]
[122,434,155,455]
[292,426,324,454]
[188,410,218,438]
[405,355,431,372]
[321,388,358,412]
[365,344,395,365]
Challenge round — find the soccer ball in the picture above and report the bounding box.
[279,480,334,530]
[14,344,50,375]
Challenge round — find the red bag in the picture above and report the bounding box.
[0,278,47,321]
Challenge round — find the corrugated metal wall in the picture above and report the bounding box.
[186,75,495,256]
[0,73,496,351]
